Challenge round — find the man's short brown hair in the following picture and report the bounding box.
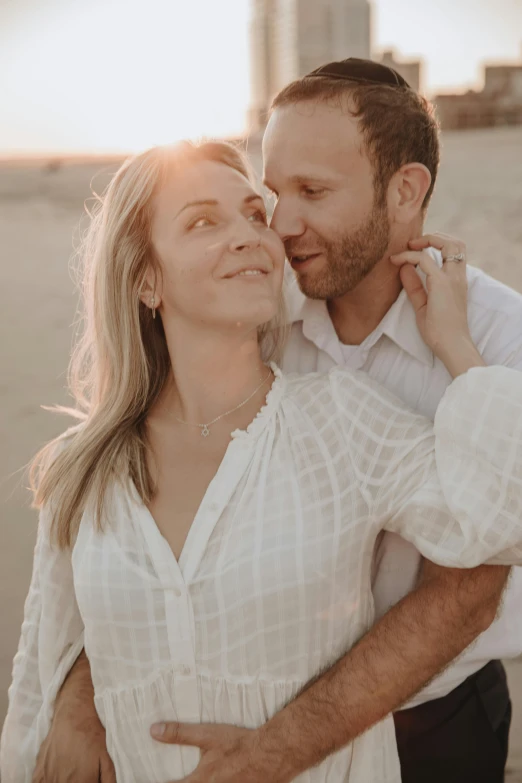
[271,77,440,210]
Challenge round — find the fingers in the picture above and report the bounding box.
[100,755,117,783]
[150,721,217,749]
[408,232,467,263]
[390,249,440,278]
[390,247,466,284]
[399,264,428,315]
[408,231,465,251]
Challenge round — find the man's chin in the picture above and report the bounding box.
[296,271,363,301]
[295,276,334,301]
[291,254,329,298]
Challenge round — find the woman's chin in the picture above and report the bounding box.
[228,299,280,330]
[186,298,280,338]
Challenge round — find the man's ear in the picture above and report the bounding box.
[388,163,431,224]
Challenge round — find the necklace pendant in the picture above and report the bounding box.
[201,425,210,437]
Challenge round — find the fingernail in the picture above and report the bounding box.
[151,723,166,738]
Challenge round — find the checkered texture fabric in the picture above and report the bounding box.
[2,365,522,783]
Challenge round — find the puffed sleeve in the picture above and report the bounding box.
[431,365,522,565]
[0,505,85,782]
[329,365,522,568]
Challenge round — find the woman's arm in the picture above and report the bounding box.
[366,364,522,568]
[0,509,85,783]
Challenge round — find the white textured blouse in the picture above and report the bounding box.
[3,365,522,783]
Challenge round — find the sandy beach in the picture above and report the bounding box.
[1,126,522,779]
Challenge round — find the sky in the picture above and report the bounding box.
[1,0,521,154]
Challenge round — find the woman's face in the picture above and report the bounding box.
[148,159,285,336]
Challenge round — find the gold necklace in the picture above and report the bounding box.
[173,367,273,437]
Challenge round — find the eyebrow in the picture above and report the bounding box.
[174,193,264,220]
[263,174,338,189]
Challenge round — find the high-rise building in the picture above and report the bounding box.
[248,0,372,132]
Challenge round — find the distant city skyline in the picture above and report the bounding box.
[249,0,371,131]
[1,0,522,154]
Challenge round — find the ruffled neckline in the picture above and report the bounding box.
[230,362,285,441]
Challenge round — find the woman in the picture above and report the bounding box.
[2,139,522,783]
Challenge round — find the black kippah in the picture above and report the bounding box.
[305,57,410,89]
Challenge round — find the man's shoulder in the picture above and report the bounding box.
[284,366,418,419]
[467,265,522,315]
[466,267,522,363]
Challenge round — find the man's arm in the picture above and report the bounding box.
[152,562,509,783]
[255,563,508,778]
[32,650,115,783]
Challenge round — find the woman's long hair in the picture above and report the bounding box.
[30,140,287,549]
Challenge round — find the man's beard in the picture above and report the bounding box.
[286,199,391,300]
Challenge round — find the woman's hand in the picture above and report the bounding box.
[390,232,485,378]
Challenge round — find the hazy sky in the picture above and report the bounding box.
[1,0,521,153]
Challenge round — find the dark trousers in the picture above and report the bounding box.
[393,661,512,783]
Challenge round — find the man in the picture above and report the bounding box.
[30,59,521,783]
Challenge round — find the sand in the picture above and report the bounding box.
[1,127,522,779]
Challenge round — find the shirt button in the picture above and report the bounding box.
[173,587,182,598]
[209,502,219,512]
[180,664,192,675]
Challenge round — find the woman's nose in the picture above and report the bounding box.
[229,224,262,253]
[231,237,262,253]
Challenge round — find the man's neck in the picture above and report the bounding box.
[327,260,403,346]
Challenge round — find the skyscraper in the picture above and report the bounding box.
[248,0,372,132]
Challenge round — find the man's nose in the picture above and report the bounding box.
[270,201,306,242]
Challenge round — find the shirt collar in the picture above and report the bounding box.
[377,287,434,367]
[285,261,435,368]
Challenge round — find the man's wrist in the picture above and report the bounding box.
[246,722,303,783]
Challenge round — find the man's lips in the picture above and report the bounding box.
[288,253,323,269]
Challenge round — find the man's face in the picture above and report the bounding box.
[262,102,391,299]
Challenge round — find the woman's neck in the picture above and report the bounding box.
[157,325,270,427]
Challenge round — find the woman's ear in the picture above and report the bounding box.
[138,267,162,310]
[388,163,432,224]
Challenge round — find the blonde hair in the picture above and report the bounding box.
[30,140,287,549]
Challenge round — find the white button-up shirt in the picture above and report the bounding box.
[4,363,522,783]
[281,256,522,707]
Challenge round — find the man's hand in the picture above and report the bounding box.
[33,650,115,783]
[150,722,292,783]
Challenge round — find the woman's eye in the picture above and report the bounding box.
[248,209,267,224]
[189,215,213,229]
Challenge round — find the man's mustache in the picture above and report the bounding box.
[284,241,327,258]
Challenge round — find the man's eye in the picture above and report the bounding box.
[303,187,325,197]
